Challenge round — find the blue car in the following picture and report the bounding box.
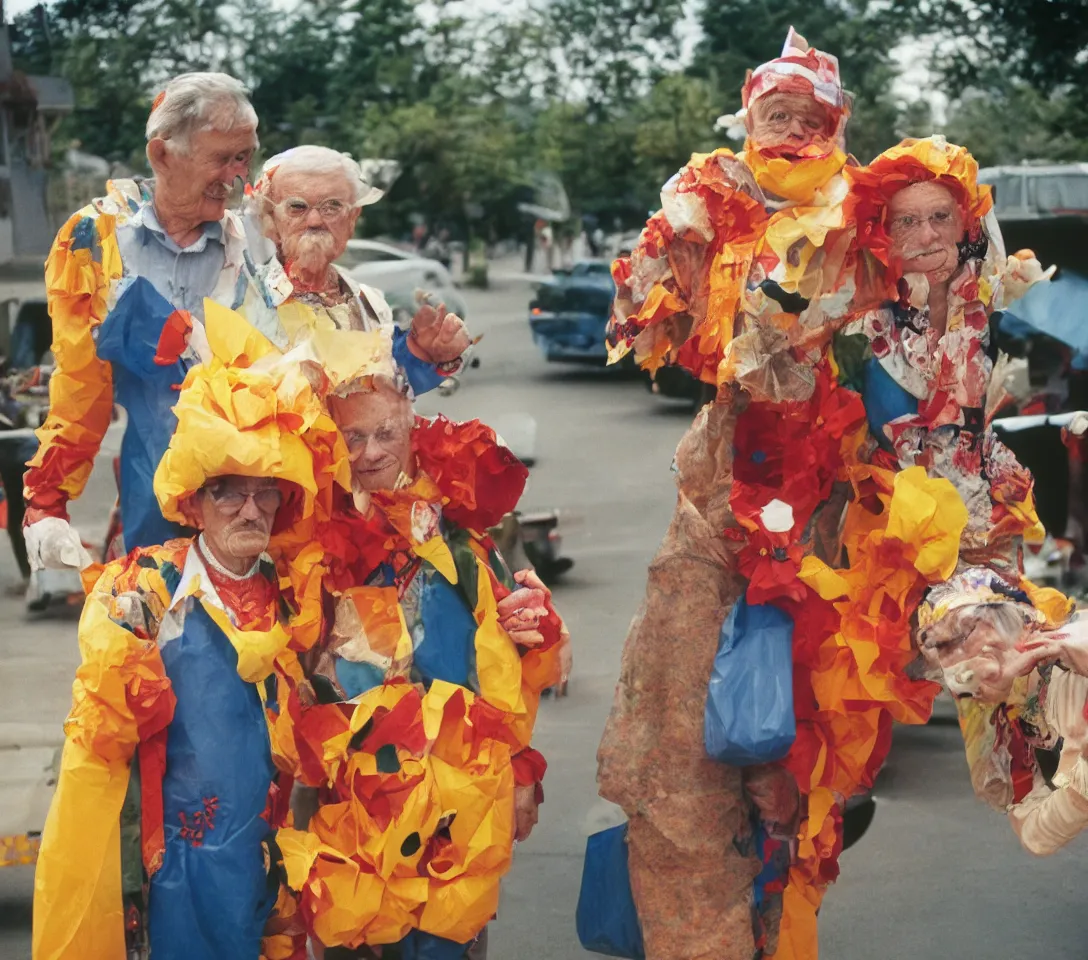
[528,260,617,365]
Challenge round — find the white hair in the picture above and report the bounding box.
[146,72,257,153]
[256,145,383,208]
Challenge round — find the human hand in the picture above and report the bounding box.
[921,604,1047,703]
[1021,616,1088,679]
[497,570,552,648]
[557,621,572,685]
[743,764,799,831]
[1004,250,1056,302]
[24,516,93,571]
[514,783,540,841]
[408,295,471,364]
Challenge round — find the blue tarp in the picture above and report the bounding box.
[1001,270,1088,369]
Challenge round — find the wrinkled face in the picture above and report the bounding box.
[156,122,257,223]
[887,182,964,283]
[195,475,282,565]
[921,604,1031,702]
[328,388,414,492]
[266,167,360,275]
[748,93,834,155]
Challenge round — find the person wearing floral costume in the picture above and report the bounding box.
[598,125,1060,958]
[240,144,471,396]
[23,72,259,567]
[198,316,564,957]
[31,310,347,960]
[598,28,864,960]
[605,27,857,402]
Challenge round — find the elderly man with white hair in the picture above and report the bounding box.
[242,144,470,393]
[23,71,260,568]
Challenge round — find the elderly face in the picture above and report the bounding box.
[887,182,964,283]
[921,604,1036,703]
[328,388,414,493]
[266,167,361,276]
[193,475,282,569]
[155,122,257,224]
[748,93,833,155]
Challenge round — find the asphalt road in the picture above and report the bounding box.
[2,276,1087,959]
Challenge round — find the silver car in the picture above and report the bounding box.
[337,238,469,325]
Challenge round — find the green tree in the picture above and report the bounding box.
[633,73,722,203]
[893,0,1088,162]
[540,0,687,114]
[10,0,264,166]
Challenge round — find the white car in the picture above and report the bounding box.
[336,239,468,324]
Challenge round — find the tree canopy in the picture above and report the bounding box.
[9,0,1086,242]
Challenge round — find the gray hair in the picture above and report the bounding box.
[256,145,384,208]
[146,72,257,152]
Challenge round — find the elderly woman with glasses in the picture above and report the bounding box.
[242,145,471,396]
[32,337,346,960]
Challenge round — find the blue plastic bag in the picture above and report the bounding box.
[575,824,645,959]
[398,930,474,959]
[704,596,796,766]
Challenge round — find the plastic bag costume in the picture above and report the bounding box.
[225,329,565,955]
[23,179,248,531]
[32,314,347,960]
[597,43,1062,956]
[27,171,451,556]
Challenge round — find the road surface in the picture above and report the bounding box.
[2,276,1086,959]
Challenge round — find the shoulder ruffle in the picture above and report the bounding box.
[411,415,528,531]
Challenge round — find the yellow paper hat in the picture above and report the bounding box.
[207,296,403,398]
[154,302,355,525]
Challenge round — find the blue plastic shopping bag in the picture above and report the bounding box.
[704,596,796,765]
[576,823,645,959]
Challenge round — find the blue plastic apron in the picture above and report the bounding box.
[94,276,191,550]
[148,600,277,959]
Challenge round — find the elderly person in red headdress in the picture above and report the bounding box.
[605,27,854,397]
[597,111,1058,959]
[597,28,866,960]
[842,139,1088,864]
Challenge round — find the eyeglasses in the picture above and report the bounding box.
[888,209,959,235]
[276,196,354,222]
[342,424,404,454]
[760,109,827,134]
[205,483,283,515]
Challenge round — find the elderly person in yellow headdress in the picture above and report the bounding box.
[240,144,470,397]
[32,316,347,960]
[244,330,563,959]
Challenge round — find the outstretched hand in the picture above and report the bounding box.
[514,783,540,841]
[497,569,552,648]
[408,295,471,364]
[744,764,799,832]
[1021,616,1088,679]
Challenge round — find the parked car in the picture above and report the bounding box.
[528,260,618,365]
[337,238,468,324]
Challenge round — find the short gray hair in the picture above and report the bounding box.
[256,145,383,208]
[146,72,258,152]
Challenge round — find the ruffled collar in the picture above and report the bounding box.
[743,140,846,205]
